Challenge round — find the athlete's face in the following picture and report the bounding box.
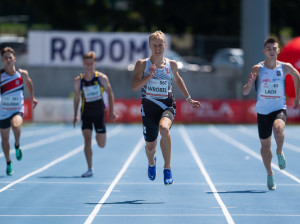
[1,52,16,67]
[263,43,280,60]
[149,37,166,57]
[83,58,96,72]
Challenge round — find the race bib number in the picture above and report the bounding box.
[260,81,282,99]
[146,80,168,99]
[83,85,102,102]
[1,95,22,110]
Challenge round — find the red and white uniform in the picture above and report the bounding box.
[0,70,24,119]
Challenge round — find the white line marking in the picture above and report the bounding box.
[238,125,300,153]
[1,213,300,217]
[0,125,124,193]
[209,125,300,184]
[179,125,235,224]
[0,129,82,157]
[84,137,144,224]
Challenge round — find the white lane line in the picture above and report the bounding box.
[84,137,144,224]
[209,125,300,184]
[1,213,300,217]
[0,125,124,193]
[17,125,66,138]
[238,125,300,153]
[1,129,82,158]
[179,125,235,224]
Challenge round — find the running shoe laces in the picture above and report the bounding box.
[163,168,173,185]
[277,152,286,170]
[148,156,156,181]
[267,175,276,190]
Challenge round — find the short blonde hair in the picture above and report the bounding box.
[149,30,166,43]
[83,51,96,61]
[1,47,15,57]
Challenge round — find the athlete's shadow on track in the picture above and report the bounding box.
[38,176,82,178]
[206,190,267,194]
[85,200,165,205]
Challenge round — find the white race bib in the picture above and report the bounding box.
[1,95,21,110]
[259,81,282,99]
[83,85,102,102]
[146,79,168,99]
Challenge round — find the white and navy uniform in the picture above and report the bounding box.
[255,61,287,139]
[0,69,24,120]
[141,58,176,142]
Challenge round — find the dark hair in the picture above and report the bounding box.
[264,37,277,47]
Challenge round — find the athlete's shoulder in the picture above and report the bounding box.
[136,58,147,66]
[18,68,28,76]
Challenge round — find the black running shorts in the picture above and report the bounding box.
[81,116,106,133]
[0,112,23,129]
[257,109,286,139]
[142,109,174,142]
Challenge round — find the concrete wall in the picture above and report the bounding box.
[23,66,243,100]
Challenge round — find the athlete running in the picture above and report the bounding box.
[132,31,201,185]
[243,37,300,190]
[0,47,38,176]
[73,51,118,177]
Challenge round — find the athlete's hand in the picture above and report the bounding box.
[32,98,38,109]
[293,98,299,109]
[73,116,78,128]
[149,62,156,77]
[248,72,258,85]
[110,112,119,121]
[188,99,201,109]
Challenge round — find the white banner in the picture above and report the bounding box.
[28,31,170,69]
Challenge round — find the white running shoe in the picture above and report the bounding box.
[81,168,94,177]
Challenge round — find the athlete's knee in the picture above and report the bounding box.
[145,142,156,152]
[273,125,284,137]
[159,124,170,137]
[97,141,106,148]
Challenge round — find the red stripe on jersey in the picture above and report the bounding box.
[1,77,23,94]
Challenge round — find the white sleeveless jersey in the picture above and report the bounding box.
[0,70,24,119]
[141,58,173,100]
[255,61,286,115]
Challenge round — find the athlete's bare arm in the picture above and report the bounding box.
[99,73,118,120]
[19,68,38,108]
[243,65,260,95]
[73,76,81,127]
[170,60,201,108]
[284,63,300,108]
[132,59,154,92]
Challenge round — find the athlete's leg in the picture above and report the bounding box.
[11,114,23,147]
[1,128,11,163]
[95,133,106,148]
[159,117,172,169]
[273,118,285,154]
[145,139,157,166]
[82,129,93,169]
[260,137,273,176]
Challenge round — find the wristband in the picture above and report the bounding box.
[185,95,191,101]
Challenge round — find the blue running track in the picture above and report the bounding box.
[1,123,300,224]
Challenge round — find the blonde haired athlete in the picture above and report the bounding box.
[132,31,201,185]
[73,51,118,177]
